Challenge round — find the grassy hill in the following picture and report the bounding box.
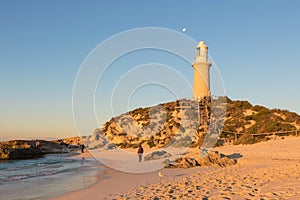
[224,98,300,134]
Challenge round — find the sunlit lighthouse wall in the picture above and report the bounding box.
[192,41,212,100]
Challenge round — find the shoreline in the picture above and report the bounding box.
[50,151,212,199]
[0,152,101,200]
[51,136,300,199]
[51,163,210,200]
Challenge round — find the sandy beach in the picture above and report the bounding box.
[52,136,300,199]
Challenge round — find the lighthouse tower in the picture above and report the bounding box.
[192,41,212,100]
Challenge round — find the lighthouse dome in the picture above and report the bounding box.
[197,41,205,48]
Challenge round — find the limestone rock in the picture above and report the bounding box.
[0,148,45,160]
[166,156,199,168]
[104,143,117,150]
[164,150,236,168]
[84,130,108,149]
[0,140,71,159]
[144,150,172,161]
[38,141,69,154]
[195,151,236,167]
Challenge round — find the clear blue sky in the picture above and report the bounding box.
[1,0,300,139]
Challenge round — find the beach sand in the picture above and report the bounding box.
[52,136,300,199]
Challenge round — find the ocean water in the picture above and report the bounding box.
[0,154,102,200]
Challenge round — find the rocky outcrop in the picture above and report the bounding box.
[84,129,108,149]
[103,143,117,150]
[54,136,83,146]
[0,140,32,149]
[85,97,300,150]
[38,140,69,154]
[144,150,172,161]
[0,147,45,160]
[85,99,212,149]
[163,151,236,168]
[0,139,72,160]
[195,151,236,167]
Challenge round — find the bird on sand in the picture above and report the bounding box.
[158,171,164,181]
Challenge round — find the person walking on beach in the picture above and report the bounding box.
[80,144,85,153]
[137,144,144,162]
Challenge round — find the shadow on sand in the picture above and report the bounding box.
[228,153,243,159]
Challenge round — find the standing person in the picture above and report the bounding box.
[137,144,144,162]
[80,144,85,153]
[35,139,40,149]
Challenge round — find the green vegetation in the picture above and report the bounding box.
[252,109,273,121]
[224,99,299,135]
[252,105,268,112]
[233,134,268,145]
[233,100,253,109]
[147,140,156,148]
[117,142,140,148]
[248,121,296,134]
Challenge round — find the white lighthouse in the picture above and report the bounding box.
[192,41,212,100]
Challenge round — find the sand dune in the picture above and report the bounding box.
[52,137,300,199]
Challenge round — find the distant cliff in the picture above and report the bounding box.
[84,97,300,149]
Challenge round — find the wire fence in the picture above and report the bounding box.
[221,130,299,141]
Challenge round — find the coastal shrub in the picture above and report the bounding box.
[262,121,282,132]
[117,142,135,148]
[264,121,295,132]
[223,124,236,133]
[248,125,258,134]
[233,134,266,145]
[147,140,155,148]
[131,143,140,148]
[252,110,272,121]
[226,96,233,104]
[233,100,252,109]
[226,111,232,118]
[281,110,299,123]
[223,118,246,133]
[244,115,253,121]
[252,105,268,112]
[248,121,295,134]
[121,142,140,148]
[296,117,300,125]
[116,142,127,148]
[214,139,225,147]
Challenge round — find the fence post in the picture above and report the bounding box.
[296,130,298,136]
[234,133,237,141]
